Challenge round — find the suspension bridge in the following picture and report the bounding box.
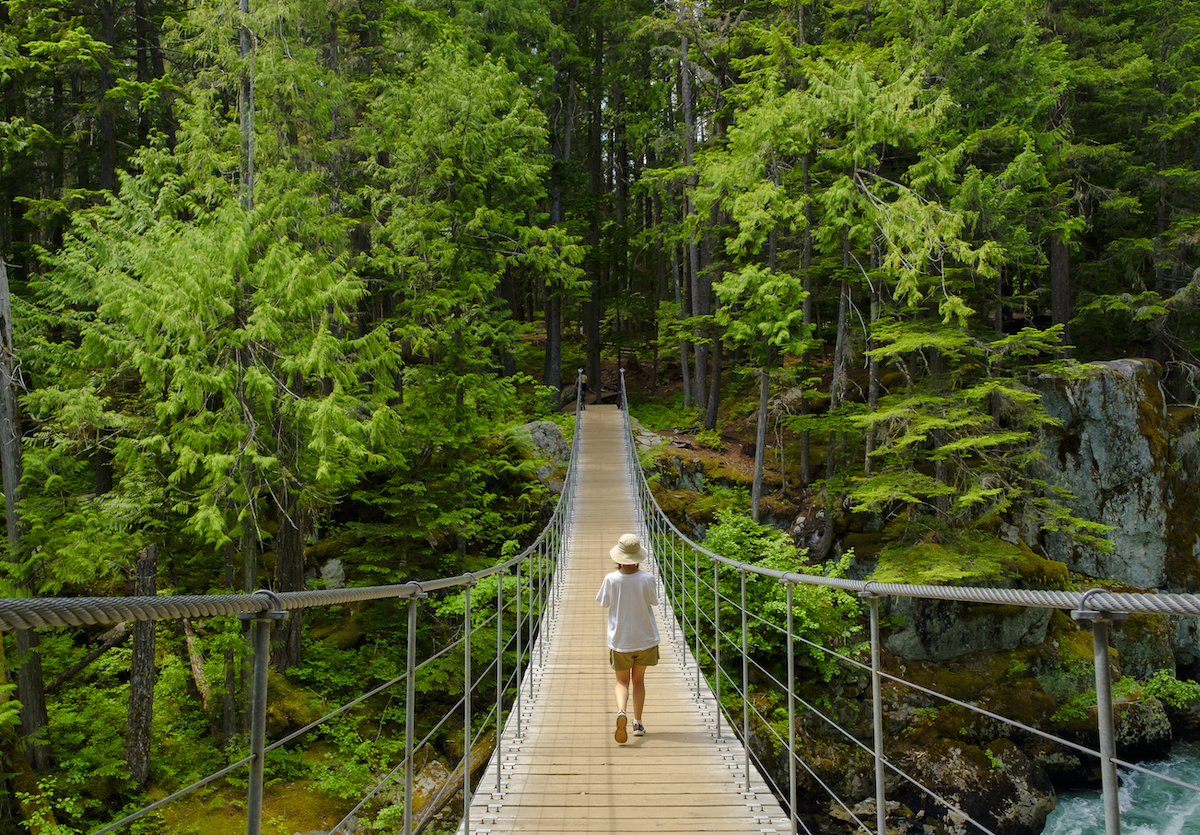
[5,377,1200,835]
[460,404,788,834]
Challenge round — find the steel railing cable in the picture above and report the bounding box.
[615,370,1200,835]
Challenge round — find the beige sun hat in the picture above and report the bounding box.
[609,533,649,565]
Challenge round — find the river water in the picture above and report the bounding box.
[1042,743,1200,835]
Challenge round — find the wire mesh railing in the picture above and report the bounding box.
[618,368,1200,835]
[0,378,587,835]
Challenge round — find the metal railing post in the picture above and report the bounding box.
[740,568,750,783]
[784,578,797,835]
[693,547,701,699]
[1073,592,1127,835]
[669,530,678,642]
[240,596,285,835]
[404,587,425,835]
[861,588,886,835]
[531,543,540,679]
[713,558,723,742]
[496,572,505,794]
[463,577,476,835]
[515,561,524,739]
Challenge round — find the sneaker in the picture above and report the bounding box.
[614,711,628,743]
[632,722,645,737]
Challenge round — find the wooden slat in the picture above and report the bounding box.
[458,406,790,835]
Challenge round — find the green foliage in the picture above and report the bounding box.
[694,429,724,451]
[702,509,864,682]
[1143,669,1200,710]
[631,395,702,434]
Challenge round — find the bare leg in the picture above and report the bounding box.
[614,669,631,713]
[630,665,647,721]
[613,670,631,742]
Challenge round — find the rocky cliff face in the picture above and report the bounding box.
[1031,359,1200,592]
[1031,359,1200,678]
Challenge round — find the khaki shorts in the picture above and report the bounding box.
[609,645,660,672]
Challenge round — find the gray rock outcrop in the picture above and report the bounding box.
[1031,359,1200,591]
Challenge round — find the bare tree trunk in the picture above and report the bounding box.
[0,259,49,771]
[815,269,851,560]
[930,343,951,518]
[125,544,157,788]
[1050,199,1072,355]
[543,24,575,401]
[864,229,882,474]
[799,153,814,485]
[273,372,305,672]
[751,362,769,524]
[673,241,691,409]
[585,27,604,404]
[239,0,255,209]
[705,322,721,430]
[98,0,117,194]
[2,641,56,830]
[46,626,130,694]
[681,33,706,412]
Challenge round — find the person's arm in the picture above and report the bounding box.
[596,575,612,607]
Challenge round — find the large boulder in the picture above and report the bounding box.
[506,420,569,489]
[896,737,1057,835]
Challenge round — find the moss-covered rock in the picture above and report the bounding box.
[265,673,326,737]
[873,533,1069,661]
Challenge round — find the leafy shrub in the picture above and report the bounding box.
[701,509,865,682]
[1143,669,1200,709]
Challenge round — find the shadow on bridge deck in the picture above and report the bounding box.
[461,405,790,834]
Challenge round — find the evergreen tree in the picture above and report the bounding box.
[358,43,583,560]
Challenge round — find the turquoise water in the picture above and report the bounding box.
[1042,744,1200,835]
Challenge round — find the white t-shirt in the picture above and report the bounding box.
[595,568,660,653]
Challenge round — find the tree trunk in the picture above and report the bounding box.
[273,372,305,672]
[125,543,157,788]
[98,0,117,194]
[864,230,882,474]
[673,240,691,409]
[751,362,769,524]
[0,259,49,771]
[543,28,575,400]
[799,153,814,485]
[585,26,604,404]
[705,321,720,430]
[1050,200,1072,355]
[681,33,706,412]
[816,273,851,560]
[929,342,951,519]
[46,626,130,694]
[239,0,255,209]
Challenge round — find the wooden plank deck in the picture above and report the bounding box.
[460,405,790,835]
